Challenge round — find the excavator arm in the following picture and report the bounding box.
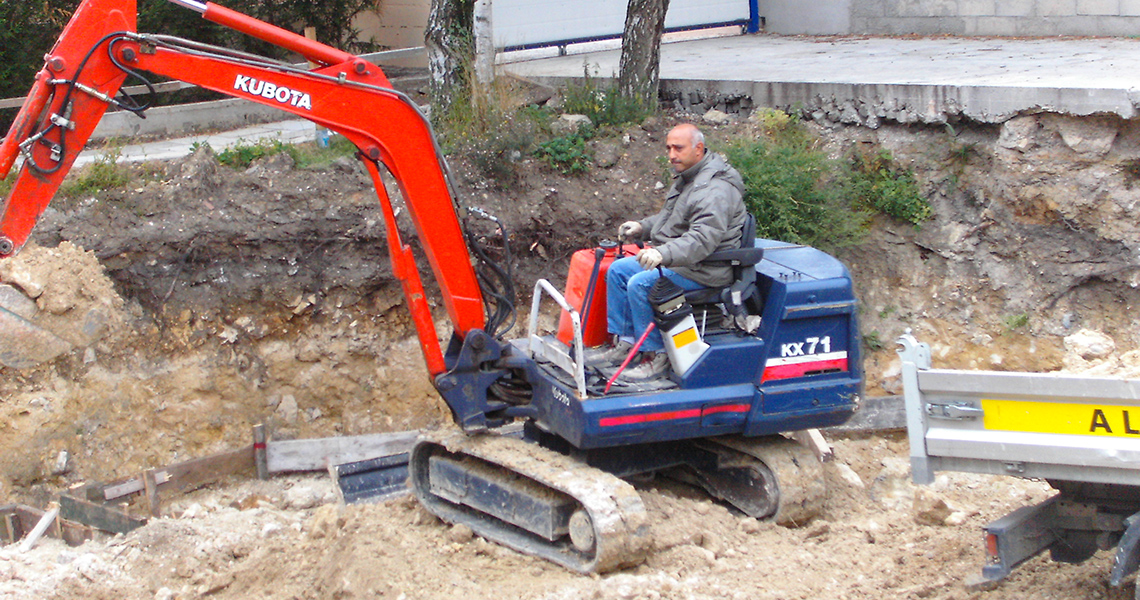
[0,0,488,377]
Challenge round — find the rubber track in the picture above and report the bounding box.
[410,431,651,573]
[710,435,826,526]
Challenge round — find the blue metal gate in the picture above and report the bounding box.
[492,0,758,51]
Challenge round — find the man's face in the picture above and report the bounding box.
[665,128,704,173]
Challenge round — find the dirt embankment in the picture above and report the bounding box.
[2,111,1140,599]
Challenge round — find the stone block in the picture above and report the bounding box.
[1123,0,1140,15]
[997,115,1040,152]
[1038,0,1079,16]
[965,16,1021,34]
[1092,15,1140,34]
[898,0,957,17]
[851,0,889,18]
[996,0,1036,16]
[0,284,37,320]
[958,0,997,16]
[0,307,72,369]
[1077,0,1120,15]
[1054,116,1118,156]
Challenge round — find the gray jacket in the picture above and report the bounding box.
[636,152,747,287]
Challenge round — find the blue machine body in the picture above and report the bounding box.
[529,240,862,450]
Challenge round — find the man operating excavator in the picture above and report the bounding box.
[593,123,748,380]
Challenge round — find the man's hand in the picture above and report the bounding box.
[618,221,642,240]
[637,248,663,270]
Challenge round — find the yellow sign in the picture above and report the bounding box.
[982,398,1140,437]
[672,327,699,349]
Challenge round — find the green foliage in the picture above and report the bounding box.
[0,170,14,199]
[59,149,131,198]
[1122,158,1140,189]
[536,134,593,175]
[846,148,931,226]
[863,331,886,352]
[436,76,545,184]
[216,139,296,169]
[723,111,932,249]
[724,128,870,250]
[563,66,649,128]
[1003,313,1030,331]
[293,135,360,169]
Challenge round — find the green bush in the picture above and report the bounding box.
[846,148,931,226]
[59,149,131,198]
[536,134,593,175]
[215,139,296,169]
[563,66,648,128]
[723,112,932,249]
[724,132,870,250]
[435,75,547,184]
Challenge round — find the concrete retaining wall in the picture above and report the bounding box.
[760,0,1140,35]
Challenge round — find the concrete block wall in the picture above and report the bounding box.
[760,0,1140,35]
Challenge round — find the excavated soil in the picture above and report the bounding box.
[3,110,1140,599]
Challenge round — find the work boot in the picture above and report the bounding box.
[620,351,670,381]
[584,337,635,367]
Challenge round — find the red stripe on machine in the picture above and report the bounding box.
[599,403,750,427]
[762,352,848,382]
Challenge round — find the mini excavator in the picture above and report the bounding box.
[0,0,863,573]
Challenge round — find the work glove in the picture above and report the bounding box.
[637,247,663,270]
[618,221,643,241]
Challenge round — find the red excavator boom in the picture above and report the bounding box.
[0,0,486,375]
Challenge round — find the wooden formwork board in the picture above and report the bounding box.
[0,504,96,547]
[266,431,420,474]
[100,445,256,502]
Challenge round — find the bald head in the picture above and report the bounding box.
[665,124,706,173]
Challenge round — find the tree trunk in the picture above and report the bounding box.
[426,0,475,120]
[472,0,495,87]
[618,0,670,110]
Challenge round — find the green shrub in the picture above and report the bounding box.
[216,139,296,169]
[293,135,360,169]
[846,148,931,226]
[1003,313,1030,331]
[59,149,131,198]
[723,112,932,248]
[563,66,648,128]
[433,74,549,184]
[724,132,870,250]
[536,134,593,175]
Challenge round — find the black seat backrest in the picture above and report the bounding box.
[684,213,764,315]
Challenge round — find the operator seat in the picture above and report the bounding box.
[684,213,764,325]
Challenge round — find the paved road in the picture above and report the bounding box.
[502,32,1140,123]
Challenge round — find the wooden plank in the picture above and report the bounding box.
[826,395,906,433]
[790,428,833,462]
[19,507,58,552]
[253,424,269,480]
[142,470,161,518]
[267,431,420,473]
[100,447,252,501]
[59,495,146,536]
[162,445,255,494]
[0,506,22,544]
[3,503,96,547]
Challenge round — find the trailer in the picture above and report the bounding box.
[898,332,1140,595]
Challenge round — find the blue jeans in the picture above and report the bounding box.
[606,256,705,352]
